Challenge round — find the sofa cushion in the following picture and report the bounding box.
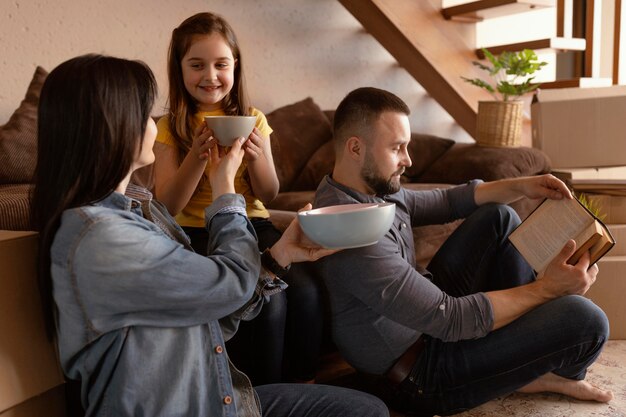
[266,98,333,192]
[293,141,335,191]
[0,184,33,230]
[417,143,552,184]
[0,67,48,185]
[403,134,456,180]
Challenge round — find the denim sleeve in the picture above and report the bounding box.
[322,240,494,342]
[69,194,261,335]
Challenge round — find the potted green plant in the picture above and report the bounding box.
[463,48,547,147]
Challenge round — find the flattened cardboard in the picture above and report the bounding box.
[0,231,65,413]
[588,256,626,340]
[531,86,626,168]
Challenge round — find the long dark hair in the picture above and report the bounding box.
[167,12,250,162]
[31,54,157,337]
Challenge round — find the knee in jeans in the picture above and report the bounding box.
[564,295,610,341]
[476,203,521,235]
[483,203,520,223]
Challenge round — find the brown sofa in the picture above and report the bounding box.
[0,68,552,268]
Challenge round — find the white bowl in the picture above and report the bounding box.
[298,202,396,249]
[204,115,256,146]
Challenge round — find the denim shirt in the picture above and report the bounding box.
[51,190,266,416]
[313,176,494,375]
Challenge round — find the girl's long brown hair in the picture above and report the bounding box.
[167,12,251,163]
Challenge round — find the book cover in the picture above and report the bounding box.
[508,197,615,273]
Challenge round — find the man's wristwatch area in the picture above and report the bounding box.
[261,248,291,278]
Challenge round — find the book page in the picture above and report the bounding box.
[509,199,592,272]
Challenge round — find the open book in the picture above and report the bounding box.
[509,198,615,273]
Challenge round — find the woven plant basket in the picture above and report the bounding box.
[476,100,523,147]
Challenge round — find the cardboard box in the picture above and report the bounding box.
[0,231,66,415]
[587,256,626,339]
[531,86,626,168]
[607,224,626,257]
[585,194,626,224]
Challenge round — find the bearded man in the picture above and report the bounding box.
[312,87,612,416]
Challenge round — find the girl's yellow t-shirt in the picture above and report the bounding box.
[156,108,273,227]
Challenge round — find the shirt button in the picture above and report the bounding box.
[402,223,407,229]
[223,396,232,405]
[215,345,223,354]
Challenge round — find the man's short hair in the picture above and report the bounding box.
[333,87,410,147]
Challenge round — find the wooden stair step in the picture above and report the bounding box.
[538,77,613,89]
[476,37,586,59]
[442,0,555,22]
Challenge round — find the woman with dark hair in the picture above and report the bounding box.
[31,54,389,417]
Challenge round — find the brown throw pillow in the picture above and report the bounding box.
[418,143,552,184]
[266,98,333,192]
[0,66,48,184]
[293,140,335,191]
[403,133,456,181]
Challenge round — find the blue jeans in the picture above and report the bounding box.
[387,204,610,416]
[256,383,389,417]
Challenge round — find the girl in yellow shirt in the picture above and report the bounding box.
[153,12,322,385]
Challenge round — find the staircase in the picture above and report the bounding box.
[338,0,621,146]
[442,0,554,21]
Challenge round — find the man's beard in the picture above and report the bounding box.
[361,152,403,196]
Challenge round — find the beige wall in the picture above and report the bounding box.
[1,0,473,142]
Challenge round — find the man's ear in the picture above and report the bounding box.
[345,136,364,160]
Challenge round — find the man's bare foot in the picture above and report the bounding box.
[517,372,613,403]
